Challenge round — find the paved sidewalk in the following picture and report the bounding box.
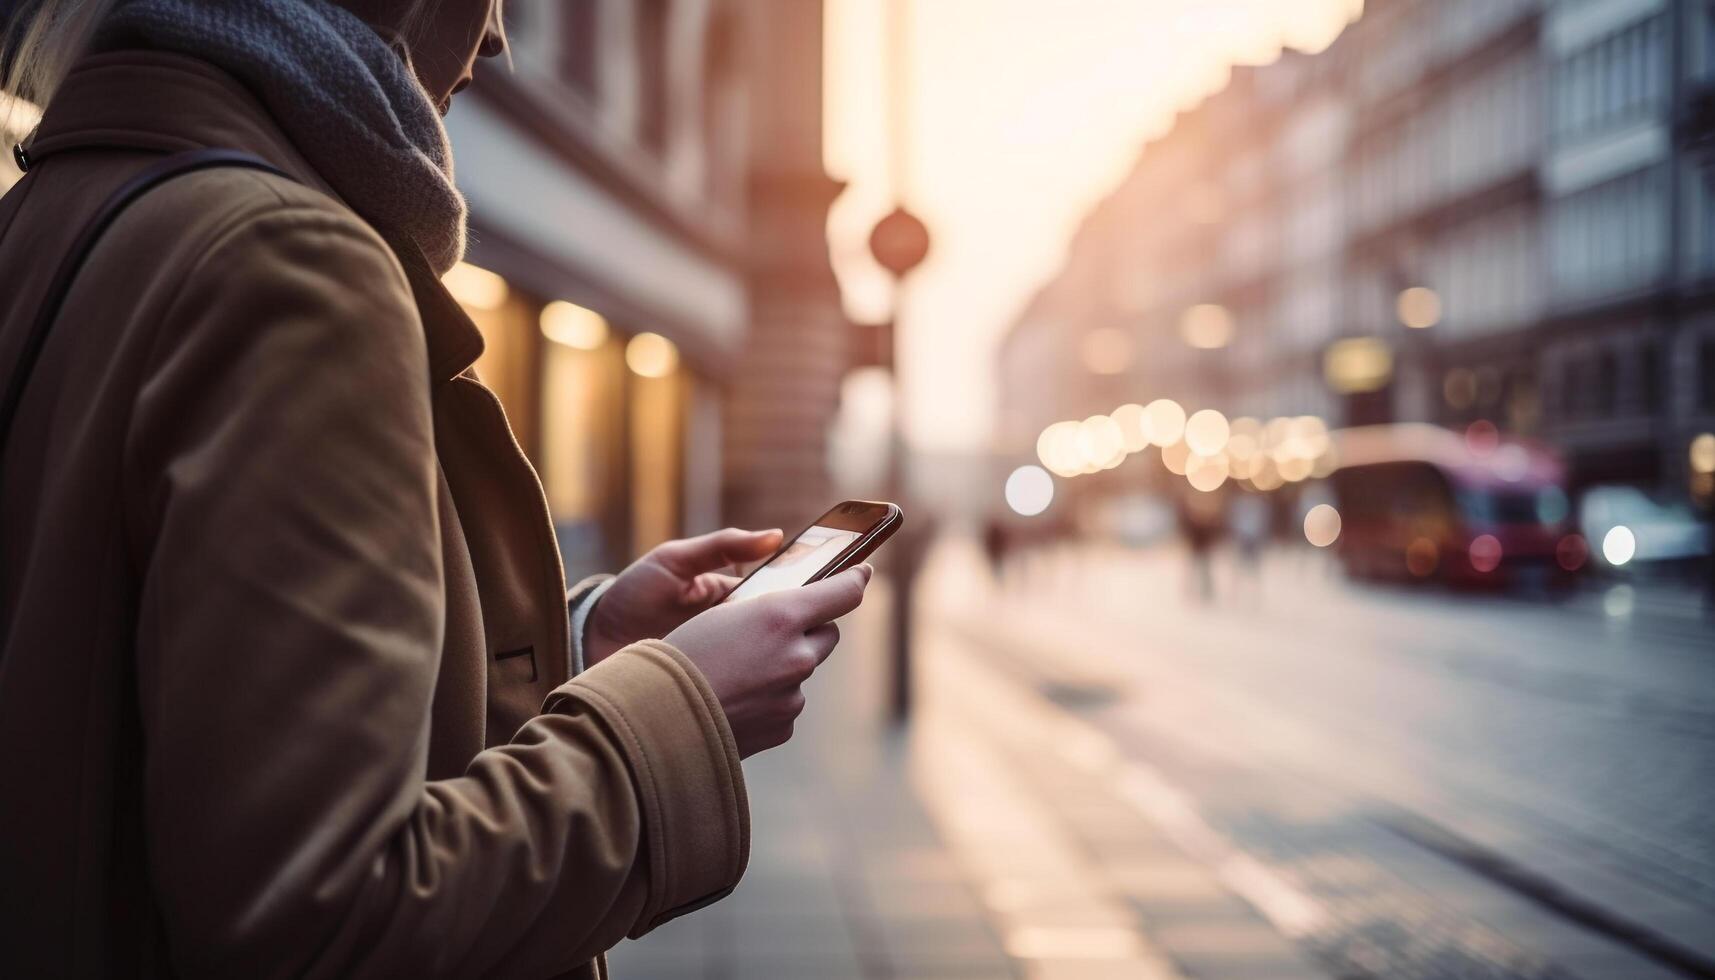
[607,580,1016,979]
[608,564,1331,979]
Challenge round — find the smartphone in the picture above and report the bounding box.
[723,500,904,603]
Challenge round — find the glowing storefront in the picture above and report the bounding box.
[439,0,844,580]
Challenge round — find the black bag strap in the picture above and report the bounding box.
[0,148,293,468]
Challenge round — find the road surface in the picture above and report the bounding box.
[924,538,1715,980]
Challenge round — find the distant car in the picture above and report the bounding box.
[1327,424,1583,588]
[1579,484,1710,571]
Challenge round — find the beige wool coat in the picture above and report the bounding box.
[0,50,748,979]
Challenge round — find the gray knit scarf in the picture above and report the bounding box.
[98,0,467,273]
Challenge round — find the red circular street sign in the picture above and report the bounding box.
[869,205,931,278]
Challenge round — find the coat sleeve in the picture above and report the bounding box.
[122,198,748,979]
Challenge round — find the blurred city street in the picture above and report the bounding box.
[616,537,1715,979]
[8,0,1715,974]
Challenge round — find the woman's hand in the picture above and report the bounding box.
[666,565,872,757]
[583,527,784,666]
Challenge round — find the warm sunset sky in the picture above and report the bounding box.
[824,0,1364,453]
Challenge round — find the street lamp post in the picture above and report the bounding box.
[858,0,935,722]
[866,204,929,722]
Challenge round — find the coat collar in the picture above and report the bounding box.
[28,50,484,383]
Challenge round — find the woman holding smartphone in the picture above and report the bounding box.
[0,0,869,976]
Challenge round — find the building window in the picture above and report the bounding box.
[1549,165,1668,300]
[1553,14,1669,142]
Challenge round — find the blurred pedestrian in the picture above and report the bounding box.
[983,515,1010,584]
[1229,490,1269,597]
[1176,490,1223,602]
[0,1,870,976]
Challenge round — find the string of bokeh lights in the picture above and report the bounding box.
[1004,401,1339,535]
[1035,401,1335,491]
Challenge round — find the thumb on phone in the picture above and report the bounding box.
[786,564,872,629]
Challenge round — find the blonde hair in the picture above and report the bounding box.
[3,0,118,140]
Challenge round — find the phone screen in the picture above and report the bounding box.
[724,524,863,603]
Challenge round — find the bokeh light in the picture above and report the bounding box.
[1536,486,1570,525]
[1556,534,1589,572]
[1227,434,1259,463]
[1311,446,1340,478]
[1469,534,1503,573]
[1111,403,1149,453]
[1444,367,1477,409]
[1037,421,1084,477]
[1278,455,1314,482]
[1183,409,1230,456]
[1691,433,1715,475]
[1226,417,1261,464]
[1250,457,1284,491]
[1261,416,1291,457]
[1406,537,1439,577]
[1004,465,1054,516]
[1303,504,1341,548]
[625,332,680,378]
[1289,416,1330,458]
[1159,439,1191,476]
[1185,452,1229,492]
[1077,415,1125,470]
[1323,337,1393,393]
[1144,399,1187,447]
[1465,419,1500,457]
[540,300,610,350]
[1602,525,1636,566]
[1179,303,1234,349]
[442,262,508,311]
[1396,286,1442,329]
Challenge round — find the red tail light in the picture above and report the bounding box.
[1469,534,1502,573]
[1556,534,1588,572]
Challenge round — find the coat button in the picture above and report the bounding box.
[11,143,28,173]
